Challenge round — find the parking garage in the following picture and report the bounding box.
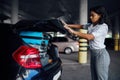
[0,0,120,80]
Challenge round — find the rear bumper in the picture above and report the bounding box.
[16,58,62,80]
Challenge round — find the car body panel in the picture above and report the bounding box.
[1,22,62,80]
[1,18,78,80]
[16,31,62,80]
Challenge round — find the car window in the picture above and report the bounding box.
[52,37,68,42]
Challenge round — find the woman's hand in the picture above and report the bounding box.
[67,27,75,34]
[64,24,75,34]
[60,19,75,34]
[60,19,71,31]
[64,24,70,30]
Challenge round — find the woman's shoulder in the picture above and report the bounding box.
[97,23,108,30]
[103,23,108,26]
[98,23,108,27]
[99,23,108,26]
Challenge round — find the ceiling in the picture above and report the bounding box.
[0,0,120,23]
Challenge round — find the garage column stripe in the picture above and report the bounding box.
[78,29,88,64]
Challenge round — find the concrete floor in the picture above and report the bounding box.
[60,50,120,80]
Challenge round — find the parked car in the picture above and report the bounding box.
[16,31,62,80]
[1,18,79,80]
[51,36,79,54]
[1,22,62,80]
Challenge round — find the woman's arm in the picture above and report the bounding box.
[73,31,94,40]
[60,19,83,29]
[67,24,83,29]
[61,20,93,40]
[67,28,94,40]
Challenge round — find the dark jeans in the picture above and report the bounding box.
[90,48,110,80]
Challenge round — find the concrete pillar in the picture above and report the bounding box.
[11,0,19,24]
[114,16,119,51]
[78,0,88,64]
[78,29,88,64]
[119,19,120,51]
[79,0,88,24]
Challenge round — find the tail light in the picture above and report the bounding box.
[12,45,42,68]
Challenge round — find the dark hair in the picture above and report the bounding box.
[90,6,111,26]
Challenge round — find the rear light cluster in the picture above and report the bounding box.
[13,45,42,68]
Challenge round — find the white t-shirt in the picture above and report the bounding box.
[83,23,108,49]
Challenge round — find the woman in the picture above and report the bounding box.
[63,6,110,80]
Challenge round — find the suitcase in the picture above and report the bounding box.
[19,31,49,45]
